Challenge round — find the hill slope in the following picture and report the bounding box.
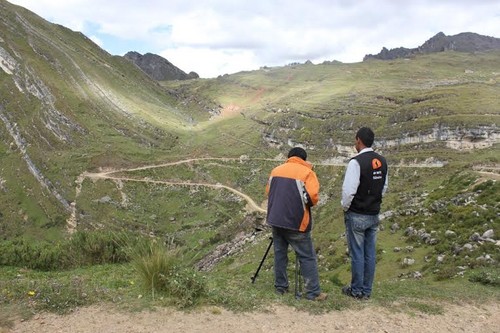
[0,0,193,239]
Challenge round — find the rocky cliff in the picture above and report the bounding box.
[364,32,500,60]
[124,51,199,80]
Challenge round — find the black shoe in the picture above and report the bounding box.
[341,285,363,299]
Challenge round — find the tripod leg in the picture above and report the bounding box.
[251,237,273,284]
[295,254,302,299]
[298,258,302,297]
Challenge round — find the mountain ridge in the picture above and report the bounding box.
[364,32,500,61]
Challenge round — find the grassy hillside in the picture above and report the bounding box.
[164,51,499,151]
[0,0,498,324]
[0,0,191,238]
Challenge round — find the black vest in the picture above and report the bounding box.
[349,151,387,215]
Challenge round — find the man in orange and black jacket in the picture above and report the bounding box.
[265,147,327,301]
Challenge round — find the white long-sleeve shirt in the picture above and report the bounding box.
[341,148,388,212]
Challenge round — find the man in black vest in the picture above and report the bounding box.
[341,127,388,299]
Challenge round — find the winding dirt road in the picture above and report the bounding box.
[81,157,269,213]
[67,157,499,233]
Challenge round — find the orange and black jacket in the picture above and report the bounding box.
[265,156,320,232]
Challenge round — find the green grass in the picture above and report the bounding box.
[2,250,497,321]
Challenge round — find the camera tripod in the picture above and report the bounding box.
[250,236,303,299]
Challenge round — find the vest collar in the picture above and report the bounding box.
[356,147,374,156]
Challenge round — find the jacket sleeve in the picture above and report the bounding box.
[305,170,320,206]
[341,159,360,211]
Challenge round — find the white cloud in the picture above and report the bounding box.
[161,47,258,77]
[89,35,103,47]
[7,0,500,78]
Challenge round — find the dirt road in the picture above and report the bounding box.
[9,302,500,333]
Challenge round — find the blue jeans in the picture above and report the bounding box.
[344,211,379,297]
[272,227,321,300]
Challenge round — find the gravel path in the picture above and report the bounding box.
[9,302,500,333]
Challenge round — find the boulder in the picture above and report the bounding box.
[482,229,494,239]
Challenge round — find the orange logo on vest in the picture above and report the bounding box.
[372,158,382,169]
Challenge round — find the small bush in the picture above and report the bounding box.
[133,243,179,296]
[468,268,500,287]
[132,243,206,307]
[162,268,207,307]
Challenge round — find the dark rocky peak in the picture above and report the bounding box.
[371,46,414,60]
[124,51,199,81]
[364,32,500,61]
[420,32,500,52]
[418,32,448,52]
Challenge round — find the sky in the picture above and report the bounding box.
[7,0,500,78]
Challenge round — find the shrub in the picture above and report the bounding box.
[132,243,206,307]
[468,268,500,286]
[162,268,207,307]
[133,242,178,297]
[0,240,69,270]
[0,231,133,270]
[68,231,131,266]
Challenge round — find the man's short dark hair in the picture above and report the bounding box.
[356,127,375,147]
[288,147,307,161]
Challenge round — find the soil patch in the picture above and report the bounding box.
[10,302,500,333]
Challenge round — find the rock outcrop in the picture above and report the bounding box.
[364,32,500,61]
[123,51,199,80]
